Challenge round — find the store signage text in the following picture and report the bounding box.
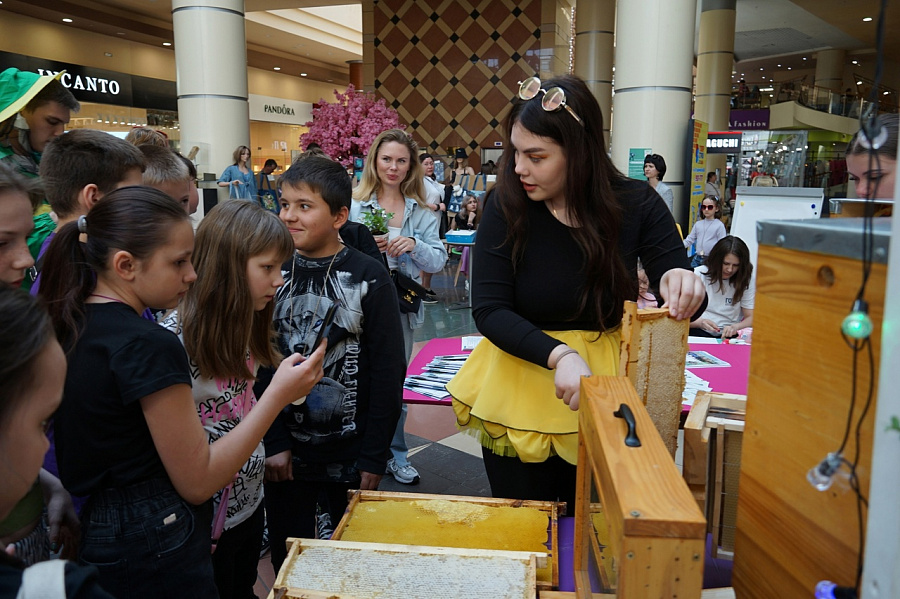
[729,109,770,130]
[264,104,295,116]
[249,94,312,124]
[707,131,743,154]
[2,51,176,111]
[37,69,121,95]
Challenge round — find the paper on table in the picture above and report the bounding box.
[682,370,712,407]
[404,354,472,399]
[462,336,484,351]
[685,350,731,368]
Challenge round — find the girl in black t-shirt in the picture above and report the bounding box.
[39,186,325,599]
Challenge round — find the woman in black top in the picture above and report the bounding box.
[452,194,479,230]
[447,75,705,510]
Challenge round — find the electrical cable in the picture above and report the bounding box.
[822,1,889,594]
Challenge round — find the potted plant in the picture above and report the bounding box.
[360,206,394,236]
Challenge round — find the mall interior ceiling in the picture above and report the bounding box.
[3,0,898,90]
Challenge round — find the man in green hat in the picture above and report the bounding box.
[0,67,80,288]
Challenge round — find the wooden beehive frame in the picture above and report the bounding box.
[331,490,561,590]
[270,538,544,599]
[683,391,746,558]
[574,376,706,599]
[618,302,690,457]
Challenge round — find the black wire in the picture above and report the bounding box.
[836,337,860,453]
[849,339,876,589]
[833,2,889,590]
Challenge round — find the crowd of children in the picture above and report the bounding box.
[0,64,750,599]
[0,110,411,596]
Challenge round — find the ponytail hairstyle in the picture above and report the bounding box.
[705,235,753,304]
[495,74,634,331]
[39,186,190,348]
[0,287,55,431]
[181,201,293,380]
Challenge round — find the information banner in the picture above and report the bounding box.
[628,147,651,180]
[689,120,708,230]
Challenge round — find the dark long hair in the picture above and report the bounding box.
[495,74,634,330]
[0,287,54,431]
[39,186,190,348]
[705,236,753,304]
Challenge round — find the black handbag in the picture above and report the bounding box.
[391,270,427,313]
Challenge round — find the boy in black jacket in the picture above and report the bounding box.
[261,156,405,573]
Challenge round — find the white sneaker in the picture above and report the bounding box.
[386,458,420,484]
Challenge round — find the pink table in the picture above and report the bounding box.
[686,341,751,396]
[403,337,470,405]
[403,338,752,407]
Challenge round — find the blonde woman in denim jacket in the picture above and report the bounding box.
[351,129,446,484]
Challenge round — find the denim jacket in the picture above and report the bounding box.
[351,195,447,328]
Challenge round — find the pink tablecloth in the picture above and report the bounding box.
[403,338,751,406]
[403,337,470,405]
[687,341,751,396]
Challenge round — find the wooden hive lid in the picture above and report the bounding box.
[580,376,707,539]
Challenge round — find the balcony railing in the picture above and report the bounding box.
[731,83,897,116]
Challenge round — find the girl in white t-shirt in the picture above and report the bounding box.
[691,235,754,338]
[159,200,302,599]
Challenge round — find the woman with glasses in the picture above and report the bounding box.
[690,236,754,339]
[643,154,674,213]
[447,74,706,510]
[683,196,726,267]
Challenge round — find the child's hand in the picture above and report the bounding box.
[270,342,325,407]
[265,450,293,482]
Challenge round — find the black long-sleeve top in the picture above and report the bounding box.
[472,178,703,368]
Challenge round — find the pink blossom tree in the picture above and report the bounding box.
[300,85,404,167]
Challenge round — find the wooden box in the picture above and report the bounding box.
[270,538,544,599]
[331,490,561,589]
[733,218,888,597]
[683,391,747,558]
[574,376,707,598]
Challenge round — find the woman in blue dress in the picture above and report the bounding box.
[217,145,257,201]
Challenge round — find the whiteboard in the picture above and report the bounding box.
[730,186,824,279]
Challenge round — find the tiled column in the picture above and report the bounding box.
[610,0,698,219]
[574,0,616,147]
[695,0,736,182]
[172,0,250,213]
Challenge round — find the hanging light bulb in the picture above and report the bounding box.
[842,299,872,340]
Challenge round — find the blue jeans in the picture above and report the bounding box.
[390,403,411,466]
[79,478,217,599]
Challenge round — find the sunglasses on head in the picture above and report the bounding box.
[517,77,584,126]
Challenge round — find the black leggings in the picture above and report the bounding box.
[480,448,577,515]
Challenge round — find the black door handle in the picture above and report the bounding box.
[613,403,642,447]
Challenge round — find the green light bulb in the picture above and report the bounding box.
[842,311,873,339]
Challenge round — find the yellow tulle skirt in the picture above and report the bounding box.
[447,329,621,465]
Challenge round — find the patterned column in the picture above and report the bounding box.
[573,0,616,147]
[610,0,698,220]
[172,0,249,213]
